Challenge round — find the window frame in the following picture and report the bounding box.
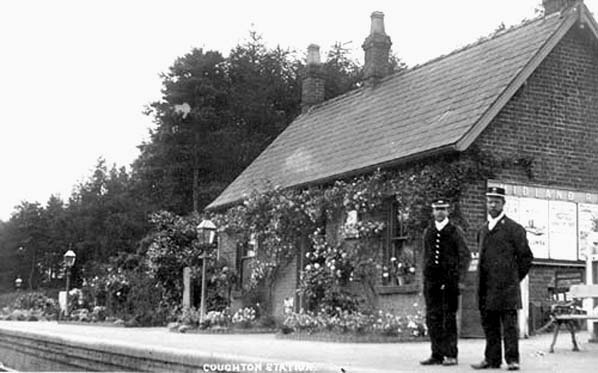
[380,198,417,290]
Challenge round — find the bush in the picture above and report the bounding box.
[7,291,59,319]
[91,306,107,322]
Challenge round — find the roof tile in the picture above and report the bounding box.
[209,13,569,209]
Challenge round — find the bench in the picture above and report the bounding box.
[548,284,598,353]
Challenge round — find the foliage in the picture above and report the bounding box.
[299,236,362,314]
[213,186,321,311]
[215,150,503,313]
[81,252,172,326]
[144,210,236,313]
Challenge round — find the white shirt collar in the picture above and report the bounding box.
[435,218,449,231]
[487,211,506,231]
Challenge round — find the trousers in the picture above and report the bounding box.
[426,308,458,359]
[480,309,519,365]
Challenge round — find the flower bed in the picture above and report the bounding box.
[279,309,428,343]
[171,306,277,334]
[171,324,276,334]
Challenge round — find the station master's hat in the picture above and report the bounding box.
[486,186,506,198]
[431,198,450,208]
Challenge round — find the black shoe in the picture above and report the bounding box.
[442,357,458,366]
[471,360,501,369]
[507,362,520,371]
[420,357,443,365]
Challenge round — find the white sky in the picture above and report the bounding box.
[1,0,597,221]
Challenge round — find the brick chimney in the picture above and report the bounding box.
[542,0,578,15]
[301,44,325,113]
[362,11,392,86]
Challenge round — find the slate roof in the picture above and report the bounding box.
[208,7,587,210]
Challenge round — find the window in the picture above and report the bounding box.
[236,234,257,289]
[382,199,416,286]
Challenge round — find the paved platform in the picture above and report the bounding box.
[0,321,597,372]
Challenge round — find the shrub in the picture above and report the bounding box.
[205,309,231,328]
[11,292,59,317]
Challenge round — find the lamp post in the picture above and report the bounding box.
[197,219,216,323]
[63,250,76,318]
[15,276,22,291]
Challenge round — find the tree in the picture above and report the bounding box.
[9,201,47,290]
[133,49,230,215]
[66,158,148,280]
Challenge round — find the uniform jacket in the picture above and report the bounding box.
[477,215,533,311]
[423,221,471,312]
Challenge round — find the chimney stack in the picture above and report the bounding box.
[362,11,392,86]
[542,0,578,15]
[301,44,325,113]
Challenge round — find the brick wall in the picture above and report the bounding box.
[475,26,598,189]
[458,25,598,335]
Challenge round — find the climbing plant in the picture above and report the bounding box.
[214,148,530,312]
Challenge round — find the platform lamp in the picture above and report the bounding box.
[63,249,76,318]
[197,219,217,323]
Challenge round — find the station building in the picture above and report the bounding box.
[208,0,598,336]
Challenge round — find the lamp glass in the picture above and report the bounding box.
[197,219,216,246]
[64,250,76,267]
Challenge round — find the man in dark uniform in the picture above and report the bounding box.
[472,187,533,371]
[420,198,471,366]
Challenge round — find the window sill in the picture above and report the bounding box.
[532,258,585,267]
[375,284,419,295]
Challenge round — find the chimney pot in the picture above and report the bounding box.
[370,11,386,34]
[306,44,321,65]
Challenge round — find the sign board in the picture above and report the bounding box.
[555,270,583,291]
[489,181,598,261]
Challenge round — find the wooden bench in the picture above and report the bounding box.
[548,284,598,353]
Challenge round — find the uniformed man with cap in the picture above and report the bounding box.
[471,187,533,371]
[420,198,471,366]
